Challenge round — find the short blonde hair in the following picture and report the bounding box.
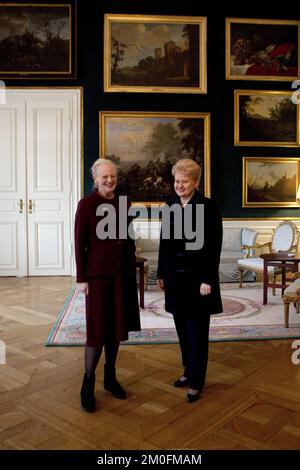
[172,159,202,184]
[90,158,117,178]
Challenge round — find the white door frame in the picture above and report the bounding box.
[3,87,83,277]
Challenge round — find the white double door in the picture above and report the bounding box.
[0,89,82,276]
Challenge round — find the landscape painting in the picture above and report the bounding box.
[235,90,299,147]
[243,157,300,207]
[0,3,76,78]
[226,18,300,81]
[99,111,210,205]
[104,14,207,93]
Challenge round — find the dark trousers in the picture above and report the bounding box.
[173,312,211,390]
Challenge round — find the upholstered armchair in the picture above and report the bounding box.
[238,221,299,290]
[219,228,258,282]
[283,271,300,327]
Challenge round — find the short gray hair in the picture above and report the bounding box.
[90,158,117,178]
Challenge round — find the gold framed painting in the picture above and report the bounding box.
[99,111,210,205]
[243,157,300,208]
[0,2,76,79]
[103,14,207,94]
[226,18,300,81]
[234,90,300,147]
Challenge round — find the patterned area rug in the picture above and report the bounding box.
[46,283,300,346]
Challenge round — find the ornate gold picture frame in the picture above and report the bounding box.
[104,14,207,94]
[234,90,300,147]
[226,18,300,81]
[0,2,76,79]
[243,157,300,207]
[99,111,210,205]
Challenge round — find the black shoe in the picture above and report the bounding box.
[80,373,96,412]
[173,376,189,388]
[104,365,126,400]
[187,389,201,403]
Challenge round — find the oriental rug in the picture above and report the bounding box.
[46,283,300,346]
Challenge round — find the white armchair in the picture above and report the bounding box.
[219,228,258,282]
[238,221,299,290]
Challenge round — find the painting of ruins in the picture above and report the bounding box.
[226,18,300,81]
[0,3,76,78]
[235,90,300,147]
[243,157,300,207]
[104,14,207,93]
[99,111,210,205]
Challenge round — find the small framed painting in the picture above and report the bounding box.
[0,2,76,79]
[243,157,300,207]
[234,90,300,147]
[226,18,300,81]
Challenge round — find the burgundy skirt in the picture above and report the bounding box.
[85,268,141,347]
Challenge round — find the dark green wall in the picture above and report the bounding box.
[2,0,300,218]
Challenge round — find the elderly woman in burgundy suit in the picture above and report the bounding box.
[75,158,140,412]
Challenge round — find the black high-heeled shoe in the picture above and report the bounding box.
[80,373,96,412]
[173,376,189,388]
[187,389,201,403]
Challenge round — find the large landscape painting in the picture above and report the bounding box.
[99,112,210,204]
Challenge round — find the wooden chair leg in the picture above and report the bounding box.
[239,268,243,288]
[284,301,290,328]
[272,273,276,296]
[144,271,148,291]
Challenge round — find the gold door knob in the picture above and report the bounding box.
[28,199,33,214]
[18,199,24,214]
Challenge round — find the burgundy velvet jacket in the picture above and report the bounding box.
[75,191,135,283]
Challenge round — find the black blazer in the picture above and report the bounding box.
[157,191,223,315]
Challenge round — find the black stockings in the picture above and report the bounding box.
[85,341,120,378]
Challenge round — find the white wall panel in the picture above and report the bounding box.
[35,222,63,269]
[34,110,62,191]
[0,223,17,269]
[0,109,16,192]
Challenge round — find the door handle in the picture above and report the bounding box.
[28,199,34,214]
[18,199,24,214]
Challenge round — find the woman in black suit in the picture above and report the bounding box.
[157,159,223,403]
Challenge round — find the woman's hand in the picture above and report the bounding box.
[157,279,165,290]
[77,282,89,295]
[200,283,211,296]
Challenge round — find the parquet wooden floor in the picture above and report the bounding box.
[0,276,300,450]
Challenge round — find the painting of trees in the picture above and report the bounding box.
[236,91,299,146]
[104,15,207,93]
[100,112,210,204]
[0,4,75,77]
